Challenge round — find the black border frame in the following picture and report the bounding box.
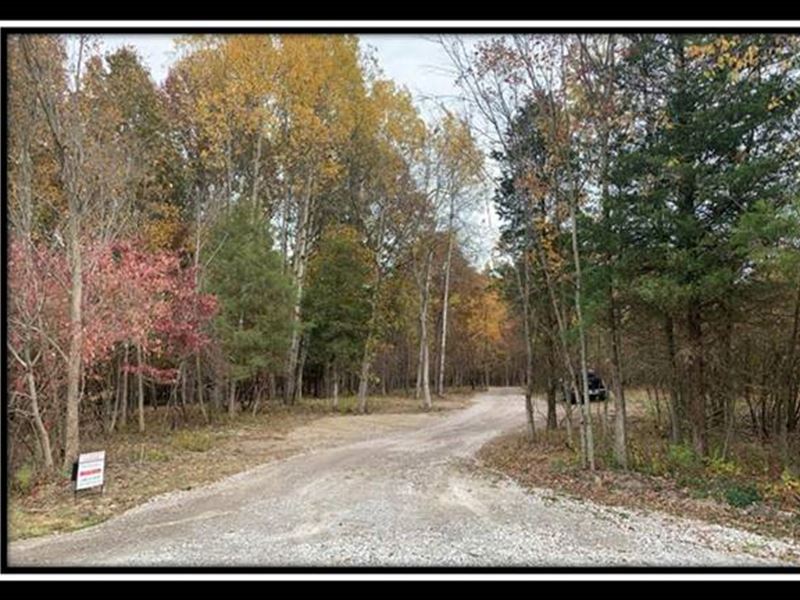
[3,17,800,577]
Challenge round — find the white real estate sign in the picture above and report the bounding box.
[75,451,105,491]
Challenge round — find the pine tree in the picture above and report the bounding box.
[204,202,294,412]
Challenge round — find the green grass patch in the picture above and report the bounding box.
[144,447,171,462]
[171,430,213,452]
[12,463,36,495]
[10,504,109,540]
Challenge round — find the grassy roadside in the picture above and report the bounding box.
[10,391,474,541]
[477,394,800,544]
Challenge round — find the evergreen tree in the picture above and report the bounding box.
[204,203,294,389]
[611,34,800,454]
[303,225,373,405]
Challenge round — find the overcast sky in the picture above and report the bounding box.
[99,34,476,113]
[98,33,499,265]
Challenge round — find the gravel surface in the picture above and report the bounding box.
[9,388,800,567]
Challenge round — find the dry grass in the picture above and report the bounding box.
[9,390,473,541]
[478,390,800,543]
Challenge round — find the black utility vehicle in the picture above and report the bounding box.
[569,370,608,404]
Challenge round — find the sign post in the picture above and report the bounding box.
[73,450,106,498]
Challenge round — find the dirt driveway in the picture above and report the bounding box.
[8,388,800,567]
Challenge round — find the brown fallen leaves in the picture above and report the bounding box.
[477,426,800,544]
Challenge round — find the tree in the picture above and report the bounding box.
[204,202,294,415]
[464,277,510,388]
[444,35,600,464]
[428,112,483,398]
[17,35,147,469]
[350,79,427,412]
[303,225,373,408]
[611,34,800,455]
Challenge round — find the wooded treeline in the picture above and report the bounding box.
[7,34,519,474]
[8,33,800,479]
[444,33,800,469]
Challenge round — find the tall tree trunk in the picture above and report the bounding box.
[357,286,381,413]
[285,180,313,404]
[110,355,121,434]
[196,353,207,424]
[112,342,130,432]
[415,337,423,400]
[19,36,85,471]
[417,248,434,410]
[687,302,707,456]
[422,342,432,409]
[569,194,595,471]
[332,363,339,411]
[63,217,84,471]
[675,38,704,456]
[179,361,188,423]
[251,126,262,207]
[609,285,628,469]
[228,379,237,417]
[224,133,237,207]
[193,192,208,424]
[786,283,800,433]
[296,336,308,403]
[545,310,559,430]
[437,201,456,397]
[665,316,682,444]
[546,378,557,430]
[357,297,380,414]
[252,377,262,417]
[357,210,388,414]
[281,184,291,274]
[357,349,371,414]
[515,254,536,441]
[24,348,54,471]
[562,377,575,448]
[120,342,129,428]
[136,344,145,433]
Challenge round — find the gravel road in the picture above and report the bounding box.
[9,388,800,567]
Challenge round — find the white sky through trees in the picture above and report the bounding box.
[98,33,499,269]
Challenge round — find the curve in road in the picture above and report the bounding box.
[9,388,800,567]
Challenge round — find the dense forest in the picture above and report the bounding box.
[7,33,800,483]
[443,34,800,472]
[7,34,516,475]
